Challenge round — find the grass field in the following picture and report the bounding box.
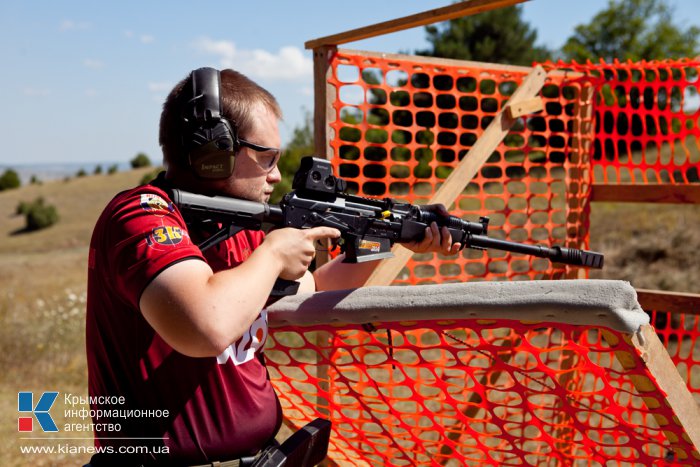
[0,166,697,466]
[589,201,700,292]
[0,168,151,466]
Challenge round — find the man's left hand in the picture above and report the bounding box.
[404,204,462,256]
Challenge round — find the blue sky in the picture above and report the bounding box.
[1,0,699,167]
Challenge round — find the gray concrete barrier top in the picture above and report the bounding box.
[266,279,648,334]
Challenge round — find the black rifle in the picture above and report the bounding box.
[170,156,603,273]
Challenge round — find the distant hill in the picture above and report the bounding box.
[0,161,132,185]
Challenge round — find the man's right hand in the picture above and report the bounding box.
[140,226,339,357]
[262,227,340,281]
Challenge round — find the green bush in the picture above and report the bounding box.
[140,167,164,185]
[130,153,152,168]
[107,164,119,175]
[18,197,59,231]
[15,200,32,216]
[0,168,21,191]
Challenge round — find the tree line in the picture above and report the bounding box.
[416,0,699,65]
[1,152,157,233]
[337,0,700,191]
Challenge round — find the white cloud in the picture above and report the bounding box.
[83,59,104,69]
[60,20,90,31]
[23,87,50,97]
[124,30,155,44]
[148,82,173,104]
[148,82,171,92]
[192,37,312,81]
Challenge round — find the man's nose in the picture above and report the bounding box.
[267,164,282,183]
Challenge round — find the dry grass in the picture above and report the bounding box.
[589,202,700,292]
[0,168,150,467]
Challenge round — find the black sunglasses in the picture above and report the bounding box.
[238,138,281,170]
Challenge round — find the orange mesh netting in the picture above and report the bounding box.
[266,320,699,465]
[327,50,595,284]
[538,58,700,402]
[542,59,700,184]
[265,52,700,465]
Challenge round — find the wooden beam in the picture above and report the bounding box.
[625,325,700,459]
[336,48,584,78]
[337,49,585,79]
[591,184,700,204]
[566,81,596,280]
[636,289,700,315]
[312,46,336,163]
[312,45,337,269]
[305,0,529,49]
[363,65,548,287]
[504,97,543,118]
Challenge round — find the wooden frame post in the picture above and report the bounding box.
[311,45,337,271]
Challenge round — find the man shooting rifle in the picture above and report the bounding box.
[85,67,460,466]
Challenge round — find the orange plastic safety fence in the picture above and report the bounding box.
[267,321,699,466]
[296,51,700,465]
[327,50,595,285]
[542,59,700,184]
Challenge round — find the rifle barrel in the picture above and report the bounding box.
[468,235,604,269]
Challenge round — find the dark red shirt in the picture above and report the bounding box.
[86,179,281,464]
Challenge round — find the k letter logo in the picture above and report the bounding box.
[18,392,59,432]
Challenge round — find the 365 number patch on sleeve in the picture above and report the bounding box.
[147,225,185,246]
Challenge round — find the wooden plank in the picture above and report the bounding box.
[566,82,596,280]
[505,97,543,118]
[310,47,336,434]
[336,48,585,79]
[625,325,700,459]
[554,65,593,436]
[363,65,548,287]
[305,0,529,49]
[591,184,700,204]
[636,289,700,315]
[601,326,700,459]
[313,45,337,269]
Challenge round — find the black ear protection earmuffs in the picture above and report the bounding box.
[182,67,239,179]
